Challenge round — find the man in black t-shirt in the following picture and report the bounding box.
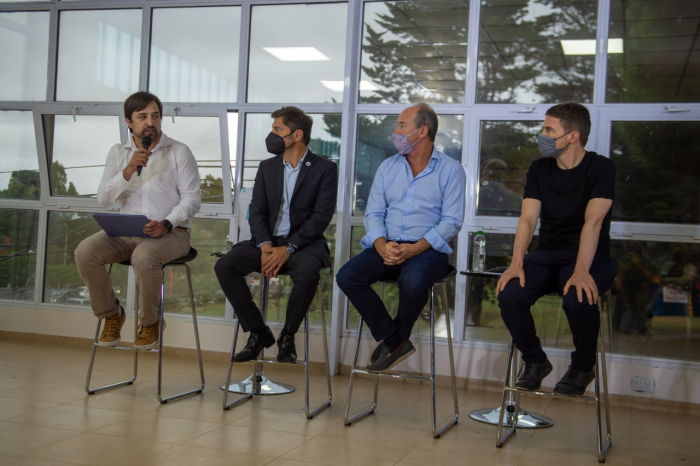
[496,103,617,396]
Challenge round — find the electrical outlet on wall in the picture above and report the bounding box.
[631,376,655,393]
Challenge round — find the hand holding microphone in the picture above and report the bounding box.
[136,136,152,177]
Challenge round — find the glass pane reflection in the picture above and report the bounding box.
[610,239,699,362]
[150,7,241,103]
[161,116,224,204]
[248,3,347,103]
[163,217,229,318]
[56,9,141,102]
[0,209,38,302]
[476,120,541,217]
[0,111,40,200]
[44,211,128,307]
[43,115,121,198]
[360,0,469,104]
[354,113,462,216]
[611,120,700,224]
[478,0,598,104]
[607,1,700,103]
[0,11,49,101]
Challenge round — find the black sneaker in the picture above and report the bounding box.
[367,340,415,373]
[514,358,553,391]
[554,366,595,396]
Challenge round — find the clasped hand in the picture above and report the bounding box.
[377,241,418,266]
[260,245,289,278]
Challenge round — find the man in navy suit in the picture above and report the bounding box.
[215,106,338,363]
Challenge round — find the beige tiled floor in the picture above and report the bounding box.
[0,339,696,466]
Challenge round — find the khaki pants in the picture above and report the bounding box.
[75,229,191,326]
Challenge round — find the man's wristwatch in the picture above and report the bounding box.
[284,243,296,255]
[162,219,173,233]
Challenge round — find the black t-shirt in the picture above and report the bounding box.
[523,151,616,255]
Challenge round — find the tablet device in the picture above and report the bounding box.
[93,213,151,238]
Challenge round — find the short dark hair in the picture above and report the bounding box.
[271,106,313,145]
[545,102,591,146]
[124,91,163,122]
[413,103,438,142]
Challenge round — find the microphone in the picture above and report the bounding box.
[137,136,152,176]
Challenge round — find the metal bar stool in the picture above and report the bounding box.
[221,269,332,419]
[496,305,612,463]
[343,265,459,438]
[85,247,205,404]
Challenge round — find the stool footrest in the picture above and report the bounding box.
[503,386,597,401]
[352,369,432,382]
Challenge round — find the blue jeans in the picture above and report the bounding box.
[497,249,617,371]
[336,247,449,342]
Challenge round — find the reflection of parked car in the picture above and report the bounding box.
[45,289,71,304]
[65,298,91,306]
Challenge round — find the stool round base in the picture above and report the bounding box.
[469,407,554,428]
[220,373,296,395]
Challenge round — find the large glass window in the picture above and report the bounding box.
[163,217,229,318]
[0,11,49,101]
[0,209,39,302]
[43,211,128,307]
[360,0,469,104]
[478,0,598,104]
[607,1,700,103]
[43,115,121,198]
[476,120,541,217]
[0,111,41,200]
[161,116,225,205]
[247,3,348,103]
[610,239,699,361]
[149,7,241,103]
[56,9,142,102]
[611,120,700,224]
[353,113,463,215]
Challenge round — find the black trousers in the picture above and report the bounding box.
[214,240,324,334]
[497,249,617,372]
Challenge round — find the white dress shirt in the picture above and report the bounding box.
[97,133,201,228]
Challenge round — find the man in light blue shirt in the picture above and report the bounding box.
[336,103,465,372]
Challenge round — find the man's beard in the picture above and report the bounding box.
[134,127,160,141]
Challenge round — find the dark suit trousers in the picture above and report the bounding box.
[214,240,324,334]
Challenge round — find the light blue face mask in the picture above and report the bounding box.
[537,131,572,158]
[391,128,422,155]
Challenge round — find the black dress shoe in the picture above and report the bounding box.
[232,328,275,362]
[367,340,415,373]
[277,332,297,363]
[514,358,553,391]
[553,366,595,396]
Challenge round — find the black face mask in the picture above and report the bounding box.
[265,131,294,156]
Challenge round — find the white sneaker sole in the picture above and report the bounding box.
[134,340,159,351]
[96,338,121,347]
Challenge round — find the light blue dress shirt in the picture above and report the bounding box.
[361,147,466,254]
[273,151,308,238]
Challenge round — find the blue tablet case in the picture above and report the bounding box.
[93,213,151,238]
